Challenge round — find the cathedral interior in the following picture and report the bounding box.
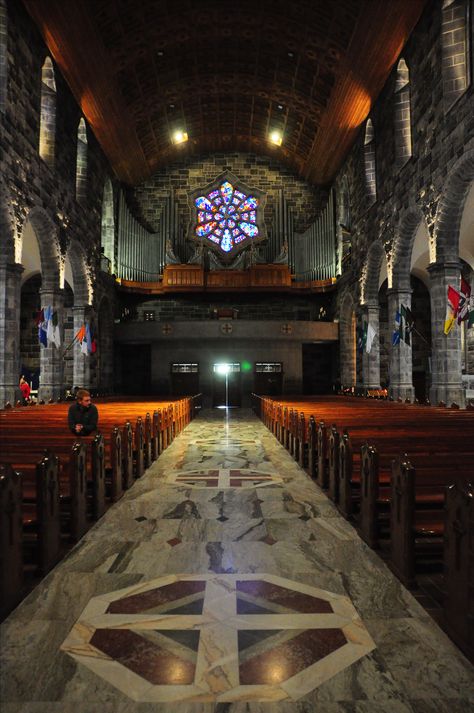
[0,0,474,710]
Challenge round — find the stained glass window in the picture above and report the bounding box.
[194,180,259,254]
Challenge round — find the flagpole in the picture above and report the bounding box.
[62,334,79,359]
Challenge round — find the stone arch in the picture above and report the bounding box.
[435,148,474,262]
[66,239,91,307]
[362,240,387,305]
[339,291,356,387]
[336,175,352,274]
[20,207,60,289]
[391,205,426,289]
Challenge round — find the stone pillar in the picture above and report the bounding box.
[72,305,91,389]
[0,263,23,406]
[387,287,414,401]
[38,287,65,401]
[428,261,465,407]
[362,303,381,389]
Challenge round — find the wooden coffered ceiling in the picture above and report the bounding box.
[22,0,428,186]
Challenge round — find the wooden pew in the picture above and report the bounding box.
[444,481,474,660]
[0,464,23,618]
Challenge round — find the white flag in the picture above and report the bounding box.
[366,323,376,353]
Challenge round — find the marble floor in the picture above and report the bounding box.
[1,409,474,713]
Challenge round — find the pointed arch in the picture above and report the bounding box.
[340,291,357,387]
[391,206,426,289]
[76,117,88,201]
[363,240,388,305]
[39,57,56,166]
[364,119,377,204]
[20,207,60,290]
[66,240,92,306]
[101,178,115,273]
[394,58,412,169]
[435,148,474,262]
[0,175,16,264]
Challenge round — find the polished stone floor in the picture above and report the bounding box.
[1,409,473,712]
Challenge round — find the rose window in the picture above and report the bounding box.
[194,180,260,255]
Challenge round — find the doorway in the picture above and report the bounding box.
[171,362,199,396]
[254,362,283,395]
[212,363,241,407]
[118,344,151,394]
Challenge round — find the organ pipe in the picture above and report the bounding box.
[290,189,336,282]
[116,190,180,281]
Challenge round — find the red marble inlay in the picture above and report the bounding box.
[107,580,206,614]
[90,628,196,685]
[236,580,333,613]
[167,537,182,547]
[260,535,277,545]
[239,628,347,684]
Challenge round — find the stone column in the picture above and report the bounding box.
[38,287,65,401]
[0,263,23,406]
[428,261,465,407]
[361,302,381,389]
[72,305,91,389]
[387,287,414,401]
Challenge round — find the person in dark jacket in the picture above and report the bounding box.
[68,389,98,435]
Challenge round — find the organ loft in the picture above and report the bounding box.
[0,0,473,710]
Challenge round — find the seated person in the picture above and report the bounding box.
[19,375,31,404]
[68,388,98,436]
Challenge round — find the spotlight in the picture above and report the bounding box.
[172,130,188,144]
[269,130,282,146]
[215,363,230,375]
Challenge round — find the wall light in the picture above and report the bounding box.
[215,363,231,375]
[172,130,188,145]
[269,130,283,146]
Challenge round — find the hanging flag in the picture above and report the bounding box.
[468,294,474,328]
[401,304,414,345]
[75,324,86,343]
[457,277,472,324]
[38,308,48,347]
[90,324,97,354]
[357,322,367,353]
[44,305,54,344]
[366,323,376,353]
[392,309,402,346]
[52,310,61,347]
[85,322,93,354]
[444,285,461,335]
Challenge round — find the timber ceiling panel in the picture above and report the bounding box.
[22,0,428,186]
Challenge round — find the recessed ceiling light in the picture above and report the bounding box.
[172,130,188,144]
[277,104,284,110]
[287,51,294,58]
[169,103,175,109]
[157,50,164,57]
[269,130,283,146]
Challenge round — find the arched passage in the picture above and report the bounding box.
[340,292,356,388]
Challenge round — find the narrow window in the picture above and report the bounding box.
[101,178,115,272]
[394,58,412,169]
[441,0,471,109]
[364,119,377,204]
[39,57,56,165]
[76,118,88,201]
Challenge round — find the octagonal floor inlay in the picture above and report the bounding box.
[61,574,375,702]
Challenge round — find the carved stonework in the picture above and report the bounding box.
[188,171,267,263]
[418,183,440,239]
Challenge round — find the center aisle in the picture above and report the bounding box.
[1,409,473,712]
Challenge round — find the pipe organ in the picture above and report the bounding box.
[294,190,336,281]
[116,190,180,281]
[115,186,336,284]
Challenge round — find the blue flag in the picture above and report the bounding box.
[392,310,402,346]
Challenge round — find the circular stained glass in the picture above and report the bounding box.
[194,180,259,254]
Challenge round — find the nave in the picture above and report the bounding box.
[1,409,473,712]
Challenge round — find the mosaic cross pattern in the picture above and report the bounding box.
[61,573,375,703]
[170,468,283,489]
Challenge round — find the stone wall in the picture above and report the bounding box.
[335,0,474,404]
[0,0,117,403]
